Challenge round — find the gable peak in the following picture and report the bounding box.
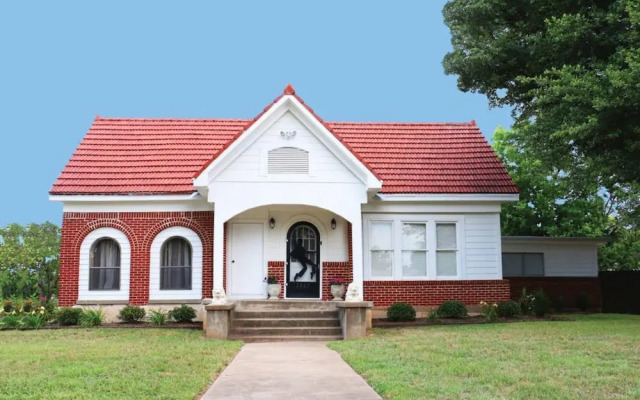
[283,83,296,95]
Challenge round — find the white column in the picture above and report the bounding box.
[350,212,364,301]
[213,212,225,293]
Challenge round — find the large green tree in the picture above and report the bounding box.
[493,127,640,270]
[0,223,60,300]
[443,0,640,185]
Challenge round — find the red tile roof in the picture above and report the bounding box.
[50,87,518,196]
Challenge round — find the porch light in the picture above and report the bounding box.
[331,218,336,230]
[269,217,276,229]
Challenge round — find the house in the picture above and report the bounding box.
[51,84,535,313]
[501,236,606,308]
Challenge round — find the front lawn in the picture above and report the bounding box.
[330,314,640,399]
[0,329,242,400]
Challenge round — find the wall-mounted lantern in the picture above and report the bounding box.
[269,217,276,229]
[331,218,337,230]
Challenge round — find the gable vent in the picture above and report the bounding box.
[268,147,309,174]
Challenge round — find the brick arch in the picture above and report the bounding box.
[142,218,212,251]
[72,219,137,254]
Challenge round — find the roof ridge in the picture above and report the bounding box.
[95,117,251,122]
[327,121,477,126]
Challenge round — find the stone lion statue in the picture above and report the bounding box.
[210,288,227,305]
[345,283,360,302]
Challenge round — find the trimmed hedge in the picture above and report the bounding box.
[118,305,146,323]
[497,300,520,318]
[436,301,468,318]
[386,302,416,322]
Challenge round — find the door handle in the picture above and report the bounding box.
[231,260,235,263]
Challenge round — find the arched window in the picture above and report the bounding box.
[160,237,192,290]
[89,238,121,291]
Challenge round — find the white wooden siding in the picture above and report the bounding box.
[501,240,600,277]
[464,214,502,279]
[215,111,360,183]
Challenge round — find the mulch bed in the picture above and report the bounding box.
[38,321,202,330]
[373,315,573,328]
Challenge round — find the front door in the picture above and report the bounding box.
[229,223,264,298]
[286,222,321,298]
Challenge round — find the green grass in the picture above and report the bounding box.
[330,314,640,400]
[0,328,242,400]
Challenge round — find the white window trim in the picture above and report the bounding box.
[149,227,203,301]
[78,227,130,302]
[363,214,465,281]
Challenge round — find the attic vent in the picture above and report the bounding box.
[268,147,309,174]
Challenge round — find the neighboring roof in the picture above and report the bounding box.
[50,85,518,196]
[502,236,609,245]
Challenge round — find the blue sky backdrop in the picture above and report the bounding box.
[0,1,512,227]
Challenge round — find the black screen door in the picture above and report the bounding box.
[286,222,320,298]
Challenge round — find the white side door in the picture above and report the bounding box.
[229,223,265,299]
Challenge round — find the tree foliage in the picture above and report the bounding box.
[0,222,61,300]
[493,127,640,270]
[443,0,640,185]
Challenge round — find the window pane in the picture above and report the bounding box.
[436,224,457,249]
[523,253,544,276]
[370,222,393,250]
[502,253,523,276]
[162,238,192,267]
[160,267,192,290]
[371,250,393,277]
[89,268,120,290]
[402,250,426,277]
[436,251,457,276]
[402,223,426,250]
[93,239,120,268]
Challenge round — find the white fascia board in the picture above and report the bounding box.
[49,193,200,202]
[501,236,609,246]
[192,95,383,192]
[376,193,520,202]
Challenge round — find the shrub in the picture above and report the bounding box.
[22,300,34,313]
[386,302,416,322]
[551,296,565,313]
[168,305,197,323]
[497,300,520,318]
[576,293,591,312]
[519,288,535,315]
[20,314,46,330]
[0,315,21,330]
[3,300,13,313]
[480,301,498,322]
[436,300,468,318]
[148,309,168,325]
[532,289,552,317]
[56,307,83,326]
[80,309,105,327]
[427,309,439,322]
[118,305,146,323]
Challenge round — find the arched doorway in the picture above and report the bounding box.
[286,221,321,298]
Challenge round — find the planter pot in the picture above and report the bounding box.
[330,284,345,301]
[267,283,281,300]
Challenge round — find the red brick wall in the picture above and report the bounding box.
[322,262,352,300]
[508,277,602,308]
[59,211,214,306]
[267,261,285,299]
[363,280,511,307]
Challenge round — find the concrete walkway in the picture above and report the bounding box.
[202,342,382,400]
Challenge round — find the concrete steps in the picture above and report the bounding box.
[229,301,342,342]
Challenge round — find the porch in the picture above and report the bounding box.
[220,205,360,301]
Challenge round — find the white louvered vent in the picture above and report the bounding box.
[268,147,309,174]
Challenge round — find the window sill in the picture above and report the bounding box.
[147,299,202,305]
[76,300,129,305]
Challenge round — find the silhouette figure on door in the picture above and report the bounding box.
[290,239,319,281]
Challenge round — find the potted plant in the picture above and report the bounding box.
[329,278,345,301]
[265,276,281,300]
